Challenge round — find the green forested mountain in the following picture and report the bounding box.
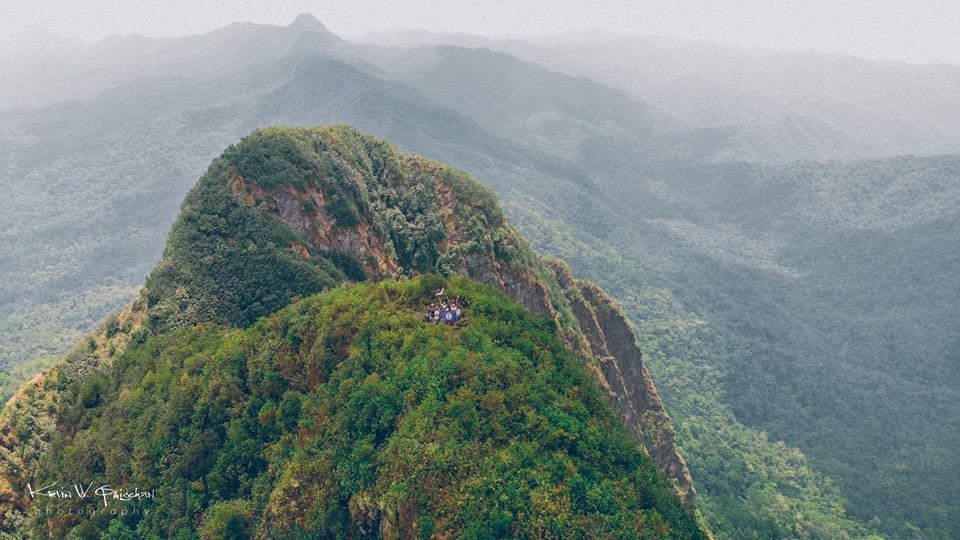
[19,276,703,538]
[0,126,706,538]
[3,13,958,538]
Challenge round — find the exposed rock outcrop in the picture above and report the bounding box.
[544,259,697,505]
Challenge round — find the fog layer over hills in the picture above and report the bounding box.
[362,29,960,163]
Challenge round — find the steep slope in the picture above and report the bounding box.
[0,44,599,396]
[0,126,703,535]
[16,276,704,538]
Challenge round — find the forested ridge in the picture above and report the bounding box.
[0,126,707,537]
[20,276,704,538]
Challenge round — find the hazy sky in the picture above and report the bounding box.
[2,0,959,65]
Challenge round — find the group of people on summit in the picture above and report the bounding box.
[426,296,464,324]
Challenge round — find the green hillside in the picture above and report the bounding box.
[22,276,704,539]
[1,126,706,537]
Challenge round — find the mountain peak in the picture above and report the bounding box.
[288,13,328,33]
[0,126,702,537]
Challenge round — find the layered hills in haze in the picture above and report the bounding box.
[363,29,960,162]
[2,13,959,538]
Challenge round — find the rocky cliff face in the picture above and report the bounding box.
[0,126,696,529]
[545,259,697,505]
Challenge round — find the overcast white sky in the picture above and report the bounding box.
[2,0,959,65]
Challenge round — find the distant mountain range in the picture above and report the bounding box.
[362,28,960,162]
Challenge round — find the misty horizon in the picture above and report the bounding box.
[3,1,960,67]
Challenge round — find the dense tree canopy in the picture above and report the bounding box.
[27,276,704,539]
